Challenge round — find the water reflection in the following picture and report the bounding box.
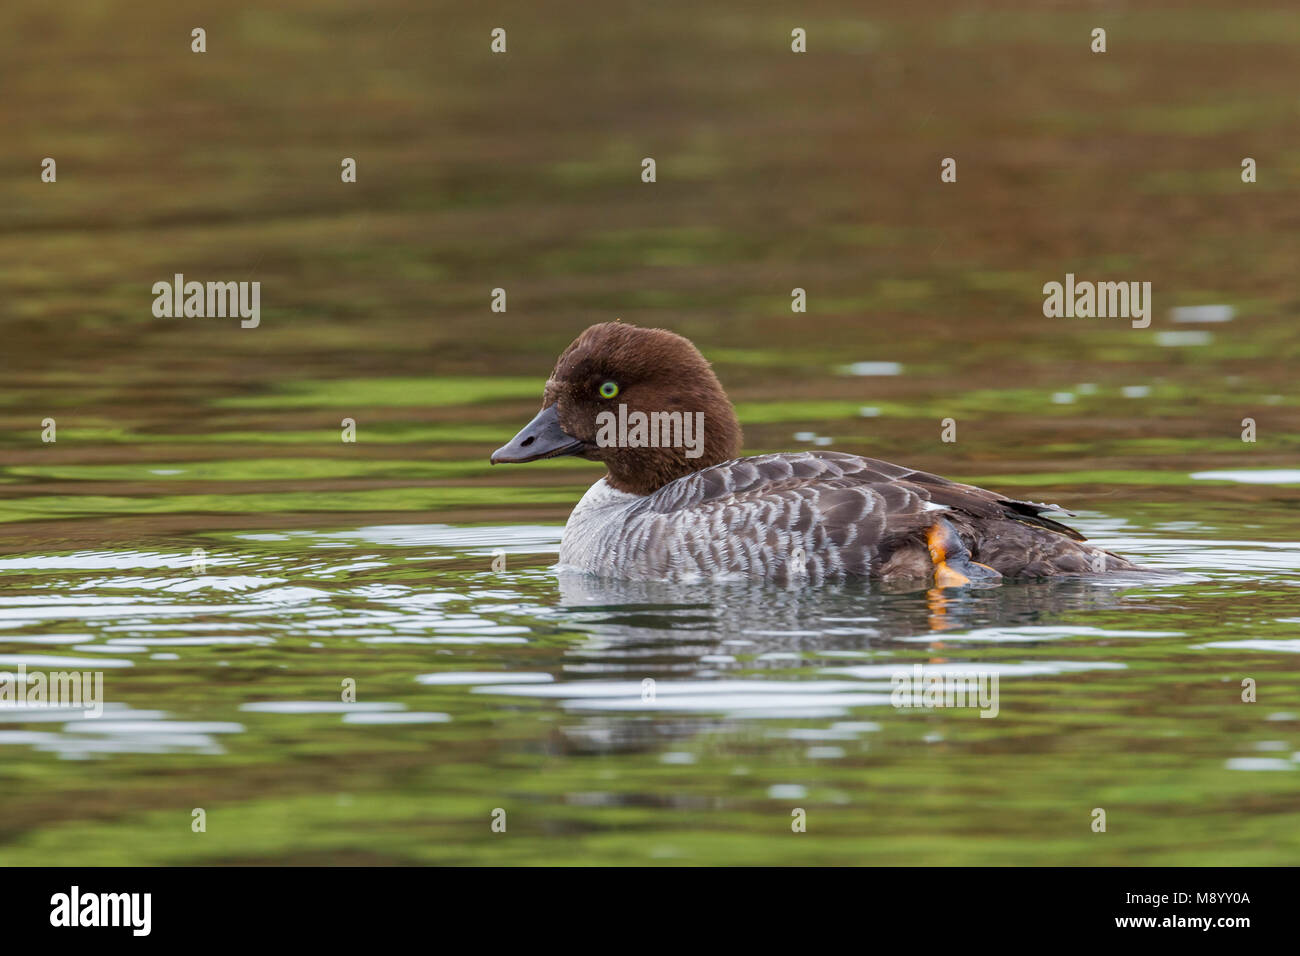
[553,568,1157,646]
[0,518,1288,762]
[1,514,1298,864]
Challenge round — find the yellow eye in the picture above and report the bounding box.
[598,381,619,399]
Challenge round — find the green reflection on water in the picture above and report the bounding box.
[3,0,1299,866]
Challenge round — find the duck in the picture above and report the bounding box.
[490,322,1142,584]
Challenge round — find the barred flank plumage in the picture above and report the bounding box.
[559,451,1139,583]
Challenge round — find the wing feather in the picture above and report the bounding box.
[627,451,1086,578]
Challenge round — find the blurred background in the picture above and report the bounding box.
[0,1,1298,865]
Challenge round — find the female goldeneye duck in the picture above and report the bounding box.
[490,322,1142,584]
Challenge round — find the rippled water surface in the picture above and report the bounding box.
[2,506,1298,865]
[3,1,1300,864]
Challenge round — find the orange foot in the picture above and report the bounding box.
[926,521,1000,589]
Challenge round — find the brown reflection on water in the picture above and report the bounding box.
[1,0,1299,866]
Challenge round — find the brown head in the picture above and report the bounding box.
[490,322,743,495]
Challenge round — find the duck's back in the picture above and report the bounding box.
[558,451,1135,582]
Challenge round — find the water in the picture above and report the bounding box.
[3,0,1300,865]
[1,505,1298,864]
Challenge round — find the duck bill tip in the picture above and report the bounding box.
[490,404,584,465]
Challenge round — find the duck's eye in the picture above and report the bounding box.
[598,381,620,399]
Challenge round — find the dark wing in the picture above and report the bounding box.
[650,451,1080,534]
[635,452,1085,577]
[895,466,1086,541]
